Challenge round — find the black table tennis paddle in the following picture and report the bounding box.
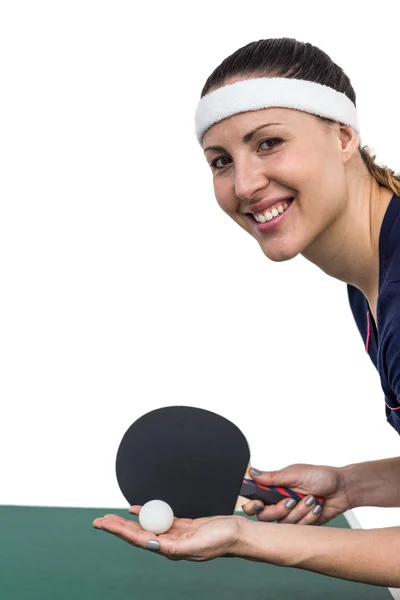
[115,406,323,519]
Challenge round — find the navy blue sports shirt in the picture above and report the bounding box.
[348,193,400,433]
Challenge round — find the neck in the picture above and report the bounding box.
[301,174,393,301]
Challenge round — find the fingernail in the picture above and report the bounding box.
[253,503,263,513]
[286,499,296,509]
[312,504,322,515]
[250,468,262,476]
[146,540,160,552]
[305,496,316,507]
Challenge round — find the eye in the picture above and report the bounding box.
[210,156,232,170]
[258,138,282,151]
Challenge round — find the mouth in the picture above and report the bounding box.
[250,198,294,223]
[245,198,295,233]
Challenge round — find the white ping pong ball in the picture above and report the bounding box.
[139,500,174,535]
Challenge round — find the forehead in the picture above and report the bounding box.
[201,107,316,149]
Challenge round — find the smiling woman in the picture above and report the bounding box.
[198,79,396,269]
[94,37,400,589]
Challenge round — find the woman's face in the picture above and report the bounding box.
[202,105,352,263]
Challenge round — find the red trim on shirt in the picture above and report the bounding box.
[366,310,371,353]
[365,310,400,412]
[385,401,400,411]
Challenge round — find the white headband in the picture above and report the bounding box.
[195,77,360,143]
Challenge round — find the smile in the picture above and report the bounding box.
[253,200,293,223]
[246,198,295,233]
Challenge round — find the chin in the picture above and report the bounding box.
[258,240,301,263]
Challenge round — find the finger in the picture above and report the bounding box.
[247,468,310,508]
[297,503,323,525]
[93,517,103,529]
[241,500,266,516]
[249,467,301,490]
[93,514,140,531]
[128,505,142,515]
[93,513,129,529]
[242,500,265,517]
[99,512,188,533]
[96,515,179,557]
[96,512,193,539]
[95,515,158,546]
[252,497,299,522]
[278,495,320,524]
[94,513,133,528]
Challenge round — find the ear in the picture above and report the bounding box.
[338,124,360,164]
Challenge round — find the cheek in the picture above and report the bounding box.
[213,179,236,215]
[287,145,345,192]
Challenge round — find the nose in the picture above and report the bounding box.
[234,157,269,201]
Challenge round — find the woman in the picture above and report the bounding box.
[93,38,400,587]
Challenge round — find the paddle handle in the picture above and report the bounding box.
[240,478,323,507]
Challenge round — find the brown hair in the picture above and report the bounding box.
[201,38,400,195]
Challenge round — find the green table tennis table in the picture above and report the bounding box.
[0,506,393,599]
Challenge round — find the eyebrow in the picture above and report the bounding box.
[203,122,283,153]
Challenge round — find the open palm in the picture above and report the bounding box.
[93,507,243,561]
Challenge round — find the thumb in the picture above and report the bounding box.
[241,466,300,517]
[249,467,298,488]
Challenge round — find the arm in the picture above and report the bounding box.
[95,505,400,586]
[239,519,400,587]
[342,456,400,508]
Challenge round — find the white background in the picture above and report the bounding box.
[1,1,400,537]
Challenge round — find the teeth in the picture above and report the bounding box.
[253,200,292,223]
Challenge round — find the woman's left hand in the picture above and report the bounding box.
[93,506,244,561]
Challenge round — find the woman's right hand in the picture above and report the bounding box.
[242,463,352,526]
